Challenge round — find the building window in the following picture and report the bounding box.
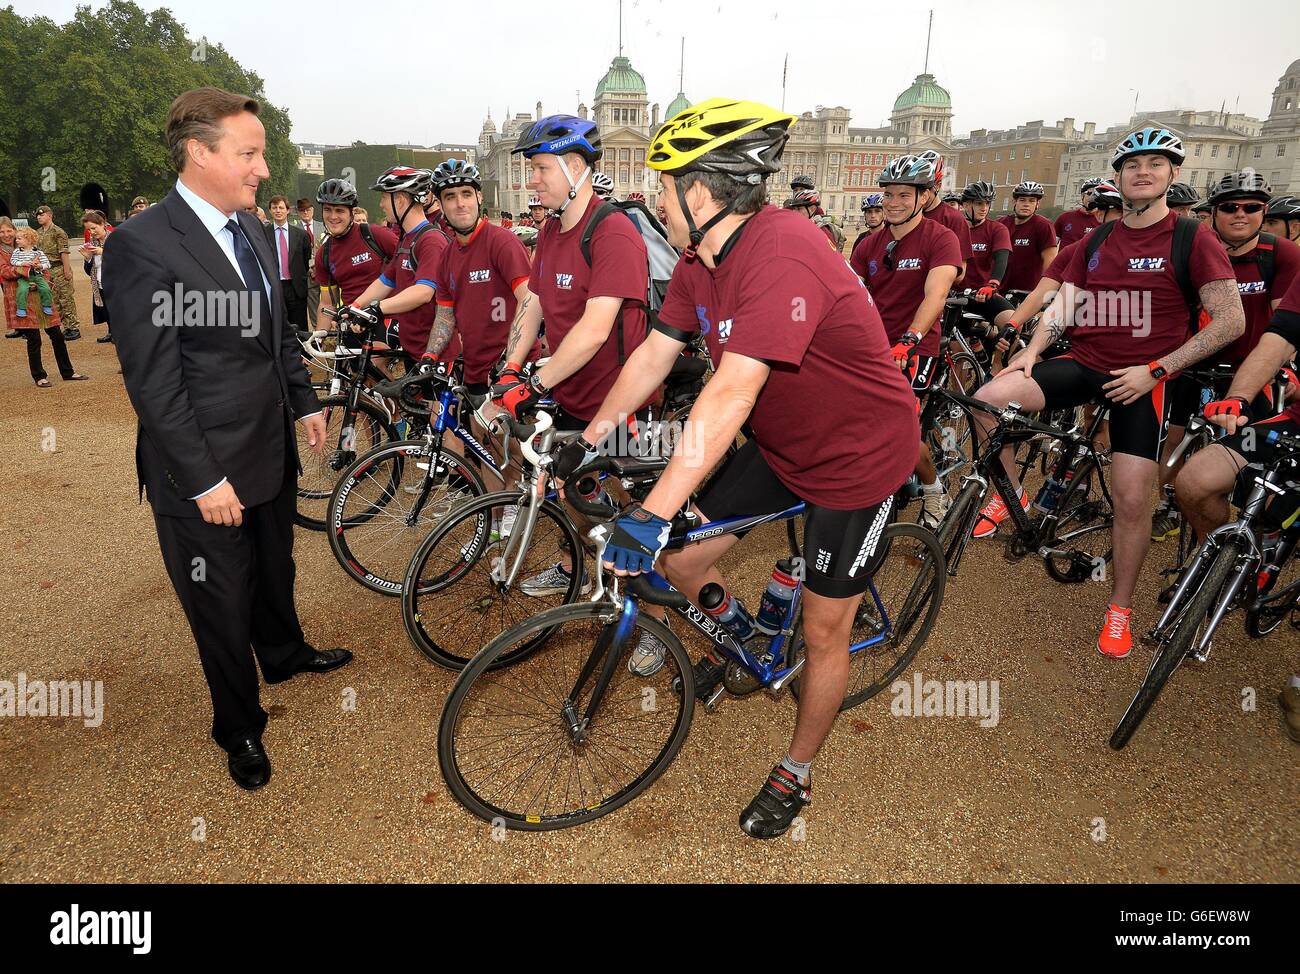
[1211,144,1219,158]
[830,152,840,165]
[1254,145,1263,158]
[980,152,986,163]
[1194,143,1203,156]
[634,166,644,185]
[635,149,645,163]
[994,152,1001,161]
[619,166,629,183]
[1006,170,1013,184]
[619,149,630,161]
[1009,149,1016,160]
[1278,143,1288,157]
[1024,147,1032,159]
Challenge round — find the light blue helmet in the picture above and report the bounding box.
[1112,127,1185,171]
[878,154,936,188]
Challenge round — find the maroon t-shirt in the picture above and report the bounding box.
[313,222,399,305]
[965,219,1012,289]
[924,202,973,262]
[998,213,1057,291]
[532,197,648,420]
[432,220,534,383]
[1267,275,1300,421]
[1045,239,1082,282]
[658,206,918,509]
[1059,212,1235,373]
[850,218,962,357]
[380,221,449,358]
[1054,208,1099,249]
[1211,234,1300,366]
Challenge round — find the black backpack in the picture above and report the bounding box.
[395,220,450,276]
[1082,215,1201,326]
[578,200,679,364]
[320,221,392,280]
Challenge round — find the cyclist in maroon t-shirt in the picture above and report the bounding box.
[917,150,972,282]
[974,128,1245,660]
[311,178,398,330]
[1054,177,1102,248]
[785,189,838,248]
[996,181,1058,292]
[958,180,1017,345]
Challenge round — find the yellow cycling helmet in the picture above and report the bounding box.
[648,98,796,182]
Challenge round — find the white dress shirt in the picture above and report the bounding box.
[172,179,320,501]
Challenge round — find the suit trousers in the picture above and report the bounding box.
[282,286,308,330]
[151,439,314,749]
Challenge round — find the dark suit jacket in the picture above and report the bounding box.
[103,188,320,518]
[263,221,311,301]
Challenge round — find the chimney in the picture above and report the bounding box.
[1083,121,1096,139]
[578,102,588,120]
[535,100,542,119]
[1060,117,1075,138]
[651,102,659,129]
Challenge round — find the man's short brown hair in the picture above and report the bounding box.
[166,87,260,174]
[269,195,288,208]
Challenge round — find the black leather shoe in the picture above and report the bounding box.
[96,333,114,344]
[62,328,81,341]
[4,330,20,339]
[264,647,353,685]
[227,736,270,790]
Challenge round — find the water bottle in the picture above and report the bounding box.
[698,583,758,642]
[1032,473,1068,513]
[755,560,798,635]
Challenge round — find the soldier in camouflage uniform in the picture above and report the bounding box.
[34,205,81,340]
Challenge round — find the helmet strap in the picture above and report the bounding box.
[554,160,591,215]
[884,193,925,227]
[677,178,737,264]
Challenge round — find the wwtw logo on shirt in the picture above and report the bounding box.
[554,272,574,290]
[1015,237,1031,246]
[972,242,988,251]
[895,258,923,270]
[349,253,372,266]
[1128,257,1167,272]
[469,269,491,283]
[717,318,733,342]
[1238,280,1267,295]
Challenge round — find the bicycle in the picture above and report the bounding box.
[294,306,409,531]
[1110,427,1300,749]
[931,389,1114,586]
[436,499,945,830]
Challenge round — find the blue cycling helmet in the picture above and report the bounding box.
[511,114,602,163]
[431,158,481,194]
[861,193,884,211]
[1112,127,1185,170]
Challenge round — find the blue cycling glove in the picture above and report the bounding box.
[603,506,672,574]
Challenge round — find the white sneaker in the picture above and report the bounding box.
[498,505,518,539]
[628,628,669,677]
[520,562,591,597]
[918,484,950,530]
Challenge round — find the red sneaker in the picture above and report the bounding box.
[1098,604,1133,659]
[970,489,1028,539]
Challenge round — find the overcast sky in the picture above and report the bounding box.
[19,0,1300,146]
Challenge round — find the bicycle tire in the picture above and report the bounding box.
[326,439,485,595]
[1109,537,1243,749]
[402,491,587,669]
[789,522,946,710]
[1043,459,1113,584]
[295,394,397,531]
[438,602,694,830]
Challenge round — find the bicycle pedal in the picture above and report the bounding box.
[703,684,727,712]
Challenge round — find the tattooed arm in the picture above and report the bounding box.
[502,287,543,366]
[423,302,457,358]
[1156,278,1246,374]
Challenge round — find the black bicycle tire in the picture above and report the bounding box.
[402,492,587,670]
[295,394,398,531]
[1109,538,1242,749]
[438,603,694,830]
[326,439,486,596]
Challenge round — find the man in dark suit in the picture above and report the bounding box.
[265,195,311,329]
[103,87,352,791]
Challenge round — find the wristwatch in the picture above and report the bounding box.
[528,371,550,395]
[1147,361,1168,382]
[901,331,923,347]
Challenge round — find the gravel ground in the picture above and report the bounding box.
[0,275,1295,883]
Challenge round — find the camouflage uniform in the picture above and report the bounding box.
[36,222,80,330]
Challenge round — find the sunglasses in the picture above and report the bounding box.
[883,238,899,270]
[1215,202,1265,215]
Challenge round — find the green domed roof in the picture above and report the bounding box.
[665,91,691,121]
[595,55,646,97]
[893,73,951,112]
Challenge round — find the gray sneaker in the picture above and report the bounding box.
[918,485,951,531]
[520,562,591,597]
[627,627,669,677]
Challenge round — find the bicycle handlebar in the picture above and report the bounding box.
[562,458,618,518]
[626,573,691,610]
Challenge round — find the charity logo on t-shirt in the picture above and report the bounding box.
[555,272,573,290]
[1127,257,1167,272]
[468,269,491,283]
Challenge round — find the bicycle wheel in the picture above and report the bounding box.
[1043,459,1113,584]
[789,522,946,711]
[1109,537,1243,749]
[438,602,694,830]
[402,492,587,669]
[326,439,485,595]
[1245,532,1300,638]
[296,394,397,531]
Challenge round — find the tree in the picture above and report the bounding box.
[0,1,298,220]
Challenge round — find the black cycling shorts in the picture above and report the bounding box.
[963,294,1015,325]
[695,438,897,599]
[1030,356,1171,462]
[1216,414,1300,525]
[1168,371,1277,429]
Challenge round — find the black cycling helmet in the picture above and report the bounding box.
[942,192,962,204]
[961,180,996,203]
[790,174,815,191]
[1012,181,1045,199]
[316,177,358,207]
[1079,176,1104,194]
[1207,171,1271,206]
[1166,181,1200,207]
[431,159,481,194]
[1266,195,1300,221]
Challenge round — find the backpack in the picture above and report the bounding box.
[578,200,679,364]
[320,221,392,280]
[1082,215,1201,327]
[396,220,450,276]
[1251,232,1277,295]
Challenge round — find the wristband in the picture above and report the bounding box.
[901,331,922,347]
